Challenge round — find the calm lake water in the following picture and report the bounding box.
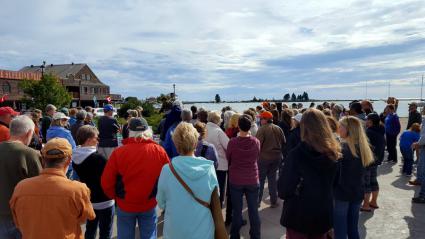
[184,100,418,118]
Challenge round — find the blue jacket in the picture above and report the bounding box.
[46,126,77,149]
[163,123,179,159]
[399,130,420,150]
[157,156,218,239]
[385,113,401,136]
[68,117,77,127]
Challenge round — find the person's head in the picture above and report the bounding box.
[190,105,198,114]
[338,116,374,166]
[316,104,324,111]
[291,103,297,109]
[409,102,418,113]
[76,110,87,121]
[361,100,373,113]
[410,123,421,133]
[300,109,341,161]
[243,110,256,124]
[30,111,41,125]
[69,108,78,117]
[322,108,332,116]
[332,104,344,119]
[0,107,20,125]
[223,111,235,129]
[271,109,279,123]
[293,113,303,128]
[238,114,252,133]
[349,102,363,115]
[103,104,114,116]
[229,113,241,129]
[181,109,193,123]
[326,116,338,133]
[85,112,93,123]
[297,103,303,109]
[271,104,277,110]
[207,111,222,125]
[256,105,263,112]
[33,109,42,119]
[280,108,293,127]
[45,104,57,116]
[309,102,315,108]
[9,115,35,145]
[126,109,138,120]
[85,106,93,113]
[197,109,208,123]
[262,102,270,110]
[282,103,289,109]
[76,125,99,146]
[259,111,273,125]
[193,122,207,139]
[172,122,199,156]
[386,104,396,114]
[135,106,144,117]
[128,118,152,139]
[60,107,69,116]
[41,138,72,172]
[366,113,380,128]
[51,112,70,127]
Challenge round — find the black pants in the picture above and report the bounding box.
[386,133,398,162]
[216,170,227,206]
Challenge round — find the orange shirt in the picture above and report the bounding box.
[0,123,10,142]
[10,168,95,239]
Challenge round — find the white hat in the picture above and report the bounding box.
[293,113,303,123]
[52,112,70,120]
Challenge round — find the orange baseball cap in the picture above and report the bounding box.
[260,111,273,120]
[42,138,72,160]
[0,107,20,116]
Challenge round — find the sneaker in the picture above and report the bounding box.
[412,197,425,204]
[409,180,422,186]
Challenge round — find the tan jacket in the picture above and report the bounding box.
[10,168,95,239]
[256,123,285,161]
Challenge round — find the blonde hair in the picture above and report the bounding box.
[339,116,374,166]
[301,109,341,161]
[172,122,199,155]
[51,119,68,127]
[207,111,222,125]
[228,113,241,129]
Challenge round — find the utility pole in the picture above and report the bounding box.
[41,61,46,76]
[173,84,176,95]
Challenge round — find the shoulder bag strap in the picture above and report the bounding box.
[169,163,210,209]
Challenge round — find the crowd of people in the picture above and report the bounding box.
[0,97,425,239]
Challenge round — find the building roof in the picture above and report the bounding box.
[0,69,41,81]
[20,63,86,79]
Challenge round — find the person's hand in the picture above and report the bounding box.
[412,142,419,150]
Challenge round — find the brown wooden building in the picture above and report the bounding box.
[0,63,122,109]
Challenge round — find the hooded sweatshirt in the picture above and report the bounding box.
[226,136,260,185]
[157,156,218,239]
[72,146,114,210]
[278,142,337,234]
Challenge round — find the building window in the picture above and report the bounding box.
[84,87,88,94]
[2,82,11,93]
[91,87,95,94]
[94,88,98,94]
[87,74,91,80]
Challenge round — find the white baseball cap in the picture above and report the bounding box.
[293,113,303,123]
[52,112,70,120]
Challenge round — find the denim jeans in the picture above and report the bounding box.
[0,219,21,239]
[401,147,414,175]
[258,159,280,204]
[216,170,228,207]
[85,206,115,239]
[230,184,261,239]
[333,199,362,239]
[417,148,425,183]
[116,207,157,239]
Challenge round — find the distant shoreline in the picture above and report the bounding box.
[182,98,423,104]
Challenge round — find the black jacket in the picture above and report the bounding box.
[366,125,385,166]
[72,151,111,203]
[286,127,301,155]
[407,111,422,130]
[278,142,337,234]
[334,143,365,202]
[70,120,85,142]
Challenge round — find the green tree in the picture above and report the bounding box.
[291,93,296,102]
[215,94,221,103]
[253,96,258,102]
[19,73,72,110]
[302,92,309,101]
[283,93,290,101]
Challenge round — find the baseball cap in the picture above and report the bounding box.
[60,107,69,116]
[409,102,418,107]
[103,104,114,112]
[42,138,72,160]
[52,112,70,120]
[0,107,20,117]
[259,111,273,120]
[293,113,303,123]
[129,118,149,131]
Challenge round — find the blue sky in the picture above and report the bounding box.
[1,0,425,101]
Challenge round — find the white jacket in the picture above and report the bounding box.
[206,122,229,171]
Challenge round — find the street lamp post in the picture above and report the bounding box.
[40,61,46,76]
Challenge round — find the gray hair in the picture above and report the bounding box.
[128,128,153,139]
[86,112,93,119]
[45,104,56,113]
[181,109,193,122]
[76,110,87,120]
[207,111,222,125]
[223,111,235,129]
[10,115,35,137]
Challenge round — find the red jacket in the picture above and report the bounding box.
[0,121,10,142]
[101,138,169,212]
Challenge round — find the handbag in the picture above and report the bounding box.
[169,163,229,239]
